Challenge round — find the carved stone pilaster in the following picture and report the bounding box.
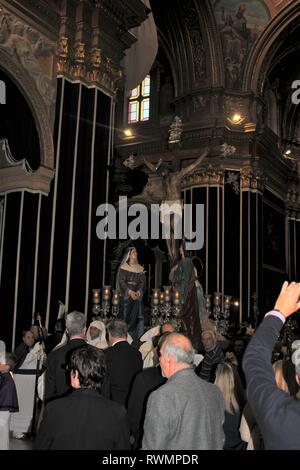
[240,168,265,193]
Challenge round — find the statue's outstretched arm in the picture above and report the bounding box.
[180,143,236,178]
[180,148,210,178]
[142,154,162,173]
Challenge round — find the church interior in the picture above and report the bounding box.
[1,0,300,452]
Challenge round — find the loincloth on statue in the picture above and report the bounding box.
[160,199,183,225]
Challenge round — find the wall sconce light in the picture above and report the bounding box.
[124,129,133,137]
[227,113,245,126]
[283,148,296,160]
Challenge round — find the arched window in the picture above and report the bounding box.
[128,75,150,123]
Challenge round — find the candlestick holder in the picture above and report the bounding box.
[92,289,101,319]
[151,289,161,326]
[172,288,182,331]
[111,289,120,318]
[204,294,211,318]
[224,295,232,319]
[213,292,221,317]
[101,286,111,321]
[158,291,165,322]
[161,286,172,323]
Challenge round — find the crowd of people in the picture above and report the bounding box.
[1,278,300,450]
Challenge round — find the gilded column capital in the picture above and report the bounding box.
[240,167,265,193]
[56,35,123,94]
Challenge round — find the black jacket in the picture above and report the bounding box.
[104,341,143,406]
[14,342,30,370]
[243,314,300,450]
[35,388,130,450]
[45,338,86,403]
[127,366,166,448]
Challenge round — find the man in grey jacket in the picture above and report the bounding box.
[142,333,225,450]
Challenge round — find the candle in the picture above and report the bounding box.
[102,286,111,301]
[152,289,160,299]
[152,289,160,306]
[164,286,172,303]
[92,289,101,305]
[173,289,180,305]
[112,290,120,306]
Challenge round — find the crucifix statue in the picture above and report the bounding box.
[123,143,236,264]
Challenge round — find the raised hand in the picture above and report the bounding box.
[274,281,300,318]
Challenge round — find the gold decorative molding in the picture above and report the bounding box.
[182,165,225,188]
[240,167,265,192]
[57,35,123,94]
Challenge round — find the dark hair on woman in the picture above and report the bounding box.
[282,358,299,399]
[70,345,106,393]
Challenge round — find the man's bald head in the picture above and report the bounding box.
[160,333,195,367]
[160,323,176,335]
